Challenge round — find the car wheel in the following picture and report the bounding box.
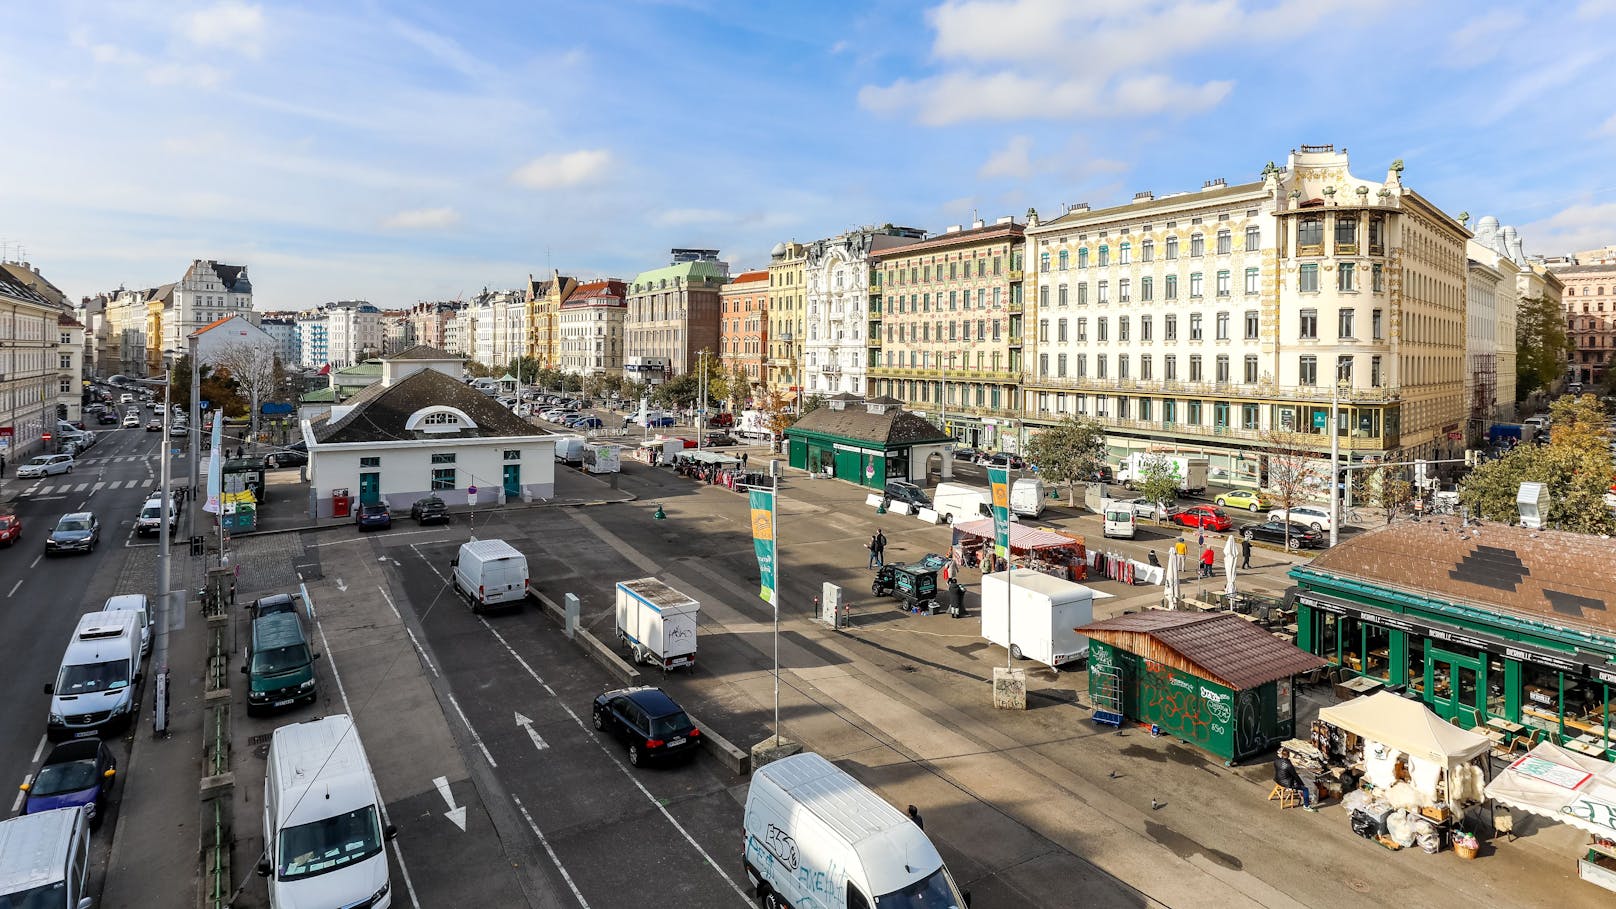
[872,582,884,596]
[1310,522,1323,532]
[1010,644,1024,660]
[762,890,785,909]
[1288,538,1301,552]
[66,466,73,474]
[1249,504,1259,512]
[1215,497,1225,507]
[1242,529,1255,541]
[627,743,642,767]
[592,708,605,731]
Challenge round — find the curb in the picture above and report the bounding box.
[232,494,639,538]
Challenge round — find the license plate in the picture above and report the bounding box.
[668,737,686,746]
[669,657,689,666]
[272,699,294,707]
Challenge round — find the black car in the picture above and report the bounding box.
[97,412,119,425]
[703,433,737,447]
[46,512,99,555]
[263,442,308,468]
[1240,520,1324,551]
[591,686,702,767]
[981,452,1026,470]
[410,495,449,525]
[883,480,932,509]
[952,446,982,462]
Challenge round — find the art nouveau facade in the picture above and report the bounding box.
[802,226,925,397]
[164,260,253,357]
[526,272,577,368]
[1023,145,1470,485]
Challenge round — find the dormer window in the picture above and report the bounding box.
[423,412,457,426]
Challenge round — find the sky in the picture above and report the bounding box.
[3,0,1616,310]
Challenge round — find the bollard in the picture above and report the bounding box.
[564,593,580,640]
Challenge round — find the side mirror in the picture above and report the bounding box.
[964,891,972,907]
[384,824,399,841]
[450,559,459,567]
[104,768,116,779]
[313,652,322,661]
[78,898,93,909]
[43,683,53,695]
[256,858,271,877]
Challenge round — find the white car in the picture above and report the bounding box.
[122,415,140,428]
[18,454,75,478]
[1268,503,1335,532]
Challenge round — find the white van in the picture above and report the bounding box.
[103,593,153,657]
[553,435,586,466]
[1009,477,1046,518]
[451,538,528,612]
[1101,500,1136,539]
[0,807,93,908]
[135,496,176,537]
[45,611,141,739]
[744,752,969,909]
[259,715,395,909]
[931,482,994,524]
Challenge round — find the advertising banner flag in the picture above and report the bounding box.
[203,414,224,514]
[988,466,1010,560]
[749,488,776,604]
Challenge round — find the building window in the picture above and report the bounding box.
[1335,215,1358,248]
[1190,234,1205,257]
[1216,230,1231,255]
[1189,355,1203,382]
[1368,217,1384,253]
[1098,281,1109,303]
[1338,309,1356,339]
[1078,248,1090,269]
[1299,264,1319,293]
[1119,242,1131,265]
[1097,317,1108,342]
[1216,355,1230,383]
[1040,285,1050,308]
[1244,354,1258,384]
[1119,354,1130,379]
[1298,217,1324,249]
[431,452,456,465]
[1039,252,1050,273]
[1141,355,1153,379]
[1058,249,1069,270]
[1073,318,1084,342]
[1165,355,1178,380]
[1077,282,1088,305]
[1141,239,1155,262]
[1189,313,1203,340]
[1242,403,1259,429]
[1244,267,1259,295]
[1299,355,1318,385]
[1096,354,1107,379]
[1039,353,1049,376]
[360,456,381,468]
[1189,273,1203,298]
[1244,310,1259,340]
[1164,314,1178,341]
[1338,262,1355,292]
[1140,315,1153,341]
[1371,355,1383,387]
[1216,270,1230,297]
[1141,276,1153,301]
[1039,320,1049,342]
[1215,312,1230,340]
[1119,278,1131,302]
[1372,308,1383,340]
[1245,225,1260,250]
[1166,236,1179,260]
[1165,275,1178,299]
[1057,353,1068,377]
[1119,316,1130,342]
[1337,355,1353,385]
[1372,264,1384,293]
[1299,309,1318,339]
[1058,318,1070,342]
[1097,246,1109,267]
[1058,284,1069,307]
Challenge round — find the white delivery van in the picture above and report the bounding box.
[46,611,141,739]
[1009,478,1046,517]
[0,807,93,908]
[451,538,528,612]
[614,578,699,670]
[979,570,1094,670]
[932,482,994,524]
[553,435,586,466]
[259,715,395,909]
[1101,499,1136,539]
[102,593,153,657]
[744,752,969,909]
[583,443,622,475]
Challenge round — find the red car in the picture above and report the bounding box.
[1170,505,1233,531]
[0,513,19,545]
[672,437,698,449]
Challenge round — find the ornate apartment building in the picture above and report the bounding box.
[527,272,577,368]
[1023,145,1470,484]
[1550,260,1616,387]
[0,268,67,459]
[719,270,768,398]
[867,218,1026,450]
[802,225,926,398]
[163,260,253,359]
[558,279,627,376]
[765,242,807,397]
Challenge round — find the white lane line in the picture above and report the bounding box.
[313,620,423,909]
[30,735,47,763]
[443,691,497,768]
[29,555,40,569]
[8,579,21,597]
[378,584,438,678]
[477,618,751,905]
[10,775,32,813]
[513,795,590,908]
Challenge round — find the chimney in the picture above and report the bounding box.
[1070,203,1090,214]
[1133,191,1154,203]
[995,215,1013,225]
[971,218,985,229]
[1203,178,1226,189]
[945,224,963,233]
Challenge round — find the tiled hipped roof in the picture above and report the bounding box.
[1078,611,1326,691]
[788,404,951,447]
[312,368,548,444]
[1305,519,1616,636]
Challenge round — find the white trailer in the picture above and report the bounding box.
[979,571,1094,670]
[583,442,622,474]
[614,578,699,671]
[1116,453,1210,495]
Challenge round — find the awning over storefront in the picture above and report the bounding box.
[953,518,1077,551]
[1486,742,1616,838]
[1318,692,1491,768]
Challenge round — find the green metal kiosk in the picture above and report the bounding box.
[784,394,952,491]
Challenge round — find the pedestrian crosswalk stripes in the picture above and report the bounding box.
[24,478,156,495]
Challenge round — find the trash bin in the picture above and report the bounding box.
[331,488,352,518]
[189,535,204,557]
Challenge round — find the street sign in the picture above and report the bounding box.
[200,400,210,410]
[467,485,478,495]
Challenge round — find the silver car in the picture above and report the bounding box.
[17,454,75,478]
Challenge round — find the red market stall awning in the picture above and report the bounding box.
[953,518,1080,551]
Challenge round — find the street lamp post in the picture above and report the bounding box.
[1329,367,1349,548]
[111,371,173,736]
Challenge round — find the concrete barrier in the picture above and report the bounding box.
[528,585,642,685]
[888,501,912,515]
[686,711,750,775]
[865,493,883,509]
[915,508,941,524]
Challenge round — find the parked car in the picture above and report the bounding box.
[1241,520,1324,551]
[0,513,22,545]
[1214,488,1271,512]
[97,412,119,425]
[45,512,99,555]
[1124,497,1177,520]
[18,454,74,478]
[540,409,570,422]
[591,686,702,767]
[702,432,737,447]
[135,497,177,537]
[145,418,162,432]
[121,414,140,428]
[981,452,1026,470]
[883,480,932,509]
[263,442,307,468]
[1268,503,1335,533]
[568,416,604,429]
[169,423,187,437]
[355,502,392,531]
[1170,505,1234,532]
[19,740,116,828]
[952,446,983,462]
[705,412,734,428]
[409,495,449,525]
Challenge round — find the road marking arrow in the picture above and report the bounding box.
[432,775,467,831]
[514,712,549,752]
[334,577,348,593]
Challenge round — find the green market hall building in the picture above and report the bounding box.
[1291,519,1616,758]
[785,394,954,489]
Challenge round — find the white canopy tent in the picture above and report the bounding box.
[1319,692,1493,804]
[1486,742,1616,838]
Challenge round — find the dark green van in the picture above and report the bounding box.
[242,612,319,715]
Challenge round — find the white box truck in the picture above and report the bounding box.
[451,539,528,612]
[1010,477,1046,517]
[744,752,969,909]
[614,578,699,671]
[979,570,1094,670]
[583,442,622,474]
[1116,453,1210,495]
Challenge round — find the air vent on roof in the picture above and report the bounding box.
[995,215,1013,225]
[945,224,962,234]
[1133,191,1154,202]
[1070,203,1090,214]
[79,624,125,640]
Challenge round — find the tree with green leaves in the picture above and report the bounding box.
[1516,294,1571,402]
[1135,454,1184,522]
[1459,394,1616,534]
[1023,416,1108,506]
[503,356,544,384]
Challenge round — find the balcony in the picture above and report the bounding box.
[1092,418,1395,451]
[1008,334,1024,347]
[1022,375,1401,405]
[1005,301,1023,313]
[821,363,842,375]
[1008,270,1024,282]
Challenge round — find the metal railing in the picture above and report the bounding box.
[1023,375,1402,404]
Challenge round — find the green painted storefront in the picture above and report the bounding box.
[784,395,952,491]
[786,432,893,490]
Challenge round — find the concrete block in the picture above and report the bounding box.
[866,493,884,509]
[888,501,912,515]
[203,687,230,702]
[915,508,940,524]
[750,735,802,772]
[992,667,1027,710]
[687,711,750,775]
[198,773,235,799]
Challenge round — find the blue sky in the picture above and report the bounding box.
[2,0,1615,310]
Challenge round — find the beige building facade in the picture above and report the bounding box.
[558,280,627,376]
[1552,262,1616,387]
[526,272,577,368]
[765,242,807,398]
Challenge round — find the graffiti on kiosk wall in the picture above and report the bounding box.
[1144,670,1216,743]
[1234,688,1266,758]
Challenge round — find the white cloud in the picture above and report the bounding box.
[829,40,849,55]
[382,207,461,230]
[861,70,1230,126]
[147,63,228,89]
[1599,112,1616,136]
[979,135,1034,179]
[1577,0,1616,19]
[511,149,615,190]
[1445,10,1526,67]
[655,208,729,226]
[183,2,266,58]
[1521,200,1616,256]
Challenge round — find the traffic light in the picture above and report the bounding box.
[1464,449,1478,468]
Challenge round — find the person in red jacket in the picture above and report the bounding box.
[1199,545,1215,579]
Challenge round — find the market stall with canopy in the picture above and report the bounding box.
[1486,742,1616,893]
[1317,691,1492,807]
[949,518,1086,581]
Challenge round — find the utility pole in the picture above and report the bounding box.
[1329,363,1348,548]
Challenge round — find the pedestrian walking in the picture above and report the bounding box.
[740,451,748,468]
[1199,546,1215,579]
[1239,536,1252,570]
[1174,537,1188,559]
[873,529,887,568]
[1,453,7,477]
[1147,549,1160,568]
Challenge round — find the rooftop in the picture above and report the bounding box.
[1078,610,1326,690]
[629,259,730,291]
[786,402,951,447]
[387,344,459,361]
[1037,180,1266,229]
[312,368,550,445]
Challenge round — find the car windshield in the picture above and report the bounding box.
[25,457,51,467]
[57,659,128,693]
[56,519,91,532]
[0,516,14,527]
[31,757,99,796]
[0,880,67,909]
[251,644,311,675]
[141,506,161,518]
[277,805,383,881]
[875,866,967,909]
[648,711,692,737]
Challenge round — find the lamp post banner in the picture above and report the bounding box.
[988,466,1011,560]
[748,488,776,604]
[203,411,224,514]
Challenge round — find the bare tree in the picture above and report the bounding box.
[1259,429,1325,520]
[210,339,279,450]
